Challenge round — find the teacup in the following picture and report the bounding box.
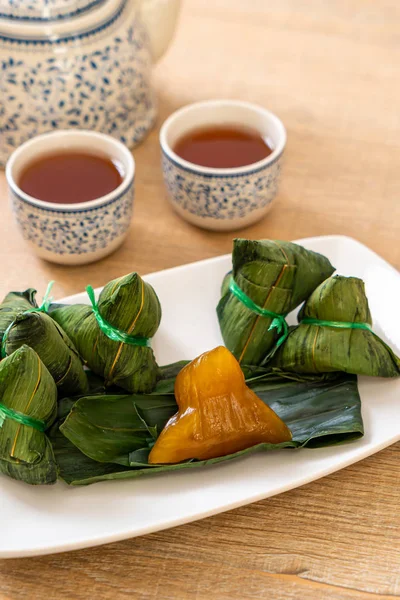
[6,130,134,265]
[159,100,287,231]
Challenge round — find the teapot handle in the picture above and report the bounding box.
[138,0,181,63]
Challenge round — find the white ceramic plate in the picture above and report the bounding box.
[1,235,399,558]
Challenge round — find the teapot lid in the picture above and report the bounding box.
[0,0,107,21]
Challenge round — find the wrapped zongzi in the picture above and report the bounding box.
[51,272,161,393]
[217,239,335,366]
[0,345,57,485]
[2,312,89,397]
[272,276,400,377]
[0,289,37,342]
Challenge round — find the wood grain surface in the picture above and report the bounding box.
[0,1,399,598]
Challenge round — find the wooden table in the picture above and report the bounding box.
[0,1,399,598]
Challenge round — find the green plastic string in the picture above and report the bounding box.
[1,281,55,359]
[34,280,55,314]
[0,403,46,432]
[86,285,151,347]
[229,277,289,349]
[301,318,373,332]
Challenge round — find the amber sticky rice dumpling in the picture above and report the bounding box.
[149,346,292,464]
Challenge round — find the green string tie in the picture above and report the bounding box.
[1,281,55,359]
[86,285,151,347]
[0,403,46,432]
[301,318,373,332]
[34,280,55,314]
[229,277,289,349]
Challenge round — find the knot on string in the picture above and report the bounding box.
[86,285,151,347]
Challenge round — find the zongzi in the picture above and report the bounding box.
[272,276,400,377]
[148,346,292,464]
[0,345,57,485]
[2,311,89,397]
[217,239,335,367]
[0,289,37,343]
[51,273,161,393]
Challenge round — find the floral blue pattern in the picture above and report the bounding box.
[0,0,156,165]
[0,0,106,21]
[161,151,282,221]
[10,184,134,256]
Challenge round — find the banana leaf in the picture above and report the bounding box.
[59,394,177,465]
[81,361,188,397]
[49,428,133,483]
[217,239,335,366]
[51,273,161,393]
[152,361,190,394]
[243,365,345,384]
[0,346,57,485]
[51,372,363,485]
[3,312,89,397]
[0,289,37,342]
[56,362,189,464]
[272,276,400,377]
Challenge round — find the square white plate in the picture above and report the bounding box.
[1,235,399,558]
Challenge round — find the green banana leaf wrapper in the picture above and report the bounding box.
[51,370,363,485]
[217,239,335,366]
[50,273,162,393]
[59,394,177,465]
[55,361,189,464]
[272,276,400,377]
[0,346,57,485]
[0,289,37,342]
[3,312,89,397]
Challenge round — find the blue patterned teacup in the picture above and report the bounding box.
[160,100,286,231]
[6,130,134,265]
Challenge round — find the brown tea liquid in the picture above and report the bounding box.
[173,125,273,168]
[18,152,123,204]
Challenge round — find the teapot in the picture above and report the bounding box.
[0,0,181,166]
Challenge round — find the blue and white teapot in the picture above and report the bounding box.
[0,0,181,165]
